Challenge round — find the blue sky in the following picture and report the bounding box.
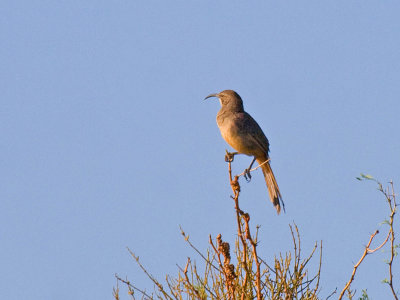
[1,1,399,299]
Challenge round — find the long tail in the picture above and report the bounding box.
[257,158,284,214]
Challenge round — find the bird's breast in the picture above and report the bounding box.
[216,112,254,156]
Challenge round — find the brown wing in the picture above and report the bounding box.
[234,112,270,155]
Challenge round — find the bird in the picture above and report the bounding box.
[205,90,284,214]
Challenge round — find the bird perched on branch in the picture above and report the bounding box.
[205,90,284,214]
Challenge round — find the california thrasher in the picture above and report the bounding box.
[205,90,284,214]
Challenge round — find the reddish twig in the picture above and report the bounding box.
[338,230,380,300]
[226,153,263,300]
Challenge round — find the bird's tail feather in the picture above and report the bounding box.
[258,159,284,214]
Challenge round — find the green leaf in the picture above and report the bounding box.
[379,219,390,226]
[361,173,374,180]
[358,289,370,300]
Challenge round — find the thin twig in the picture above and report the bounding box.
[338,230,379,300]
[192,263,218,298]
[180,226,219,272]
[127,248,174,300]
[178,258,201,298]
[236,158,271,178]
[326,288,337,300]
[367,231,390,253]
[243,213,262,300]
[227,154,263,300]
[313,241,323,297]
[115,274,152,300]
[386,181,398,300]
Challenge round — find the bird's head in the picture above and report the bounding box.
[204,90,244,111]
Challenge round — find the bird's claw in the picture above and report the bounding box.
[244,168,252,182]
[225,150,236,162]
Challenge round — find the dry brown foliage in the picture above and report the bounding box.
[114,164,398,300]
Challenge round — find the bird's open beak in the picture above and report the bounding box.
[204,93,219,100]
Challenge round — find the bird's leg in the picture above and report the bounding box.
[244,157,256,182]
[225,150,238,162]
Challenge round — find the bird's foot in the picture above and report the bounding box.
[243,168,252,182]
[225,150,237,162]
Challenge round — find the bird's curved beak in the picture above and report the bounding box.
[204,93,219,100]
